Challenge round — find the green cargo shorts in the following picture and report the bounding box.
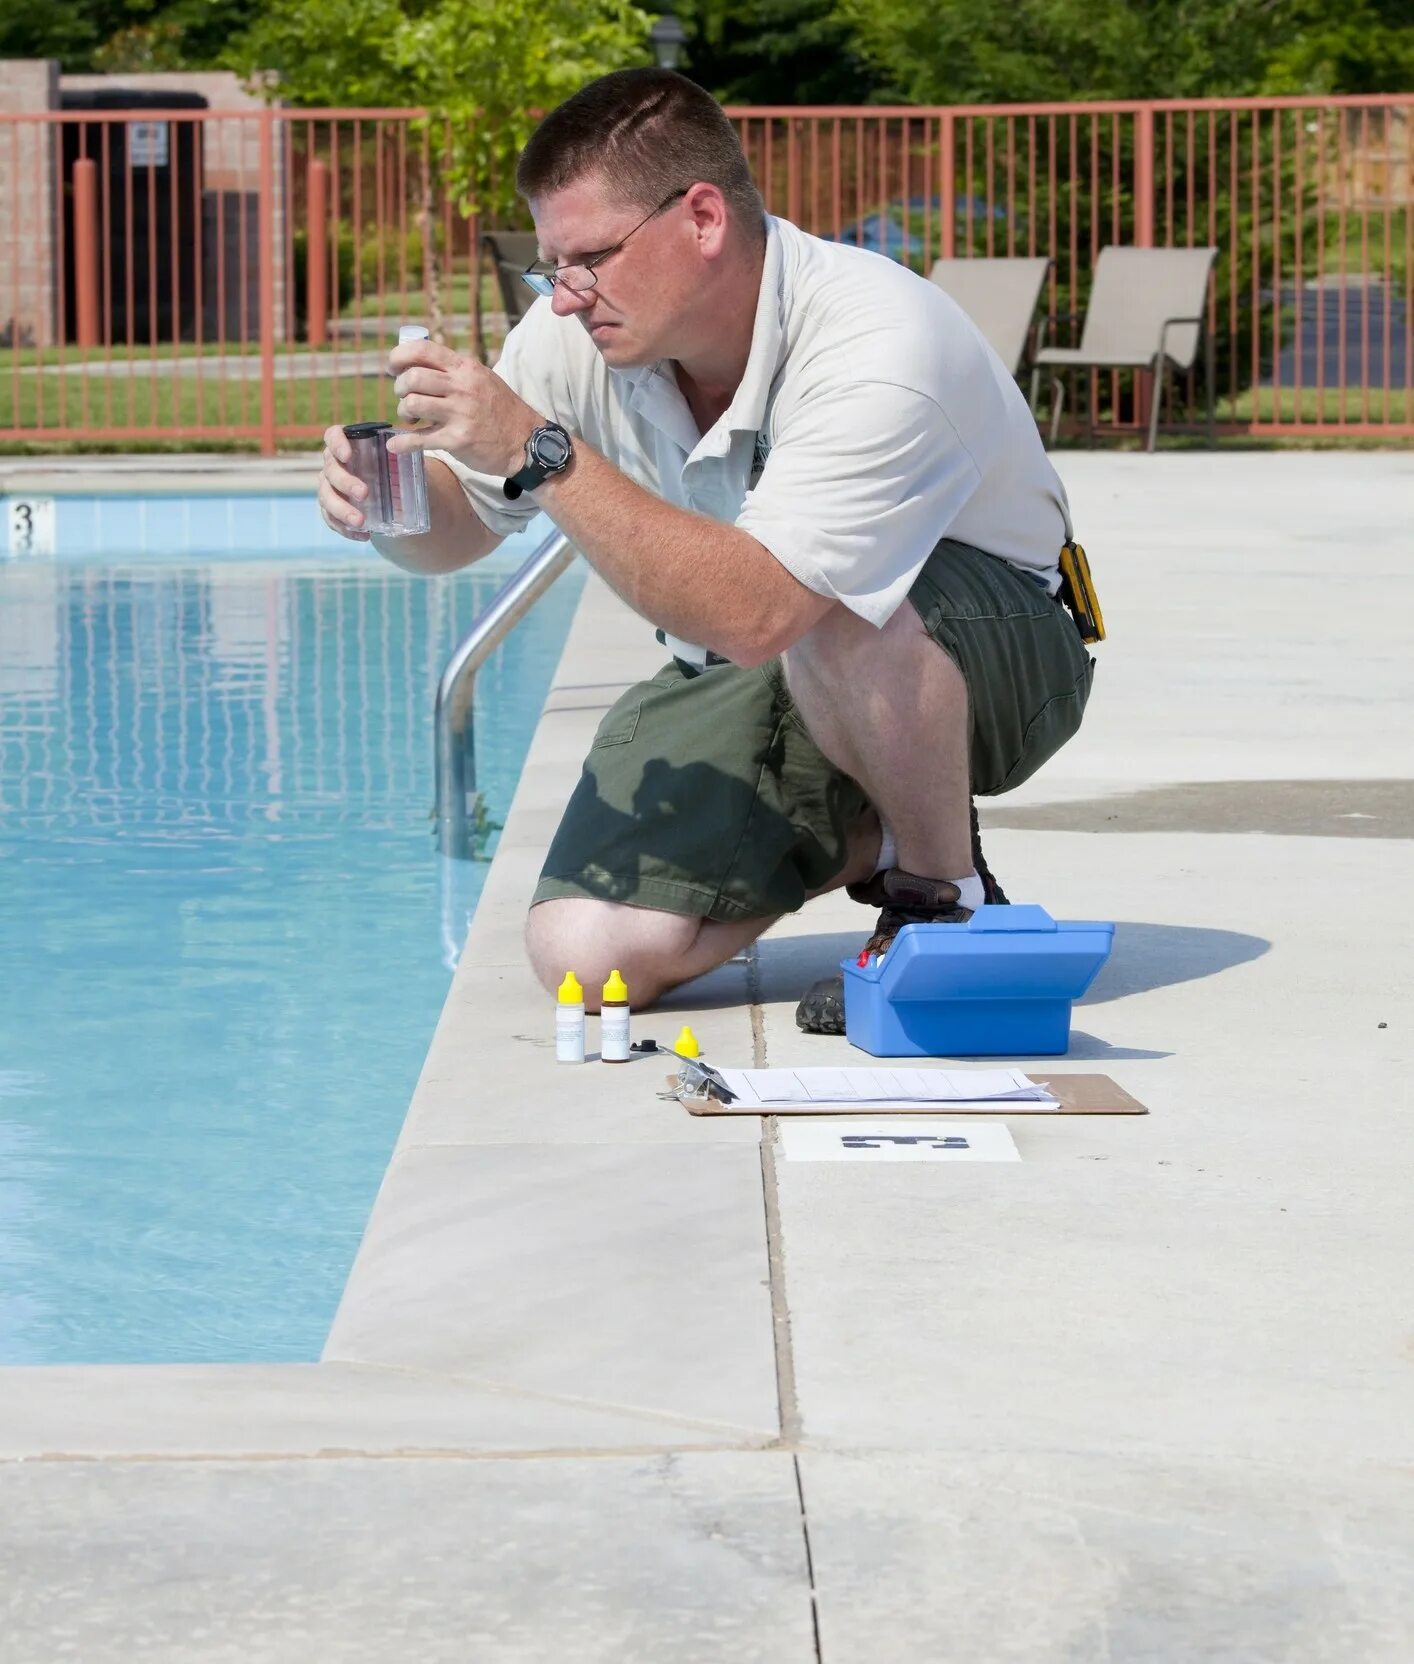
[533,538,1095,923]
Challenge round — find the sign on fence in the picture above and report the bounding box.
[127,121,170,169]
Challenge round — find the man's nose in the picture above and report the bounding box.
[551,283,594,318]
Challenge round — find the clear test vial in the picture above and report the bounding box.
[341,421,430,537]
[341,324,432,537]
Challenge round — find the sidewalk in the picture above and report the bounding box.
[0,451,322,496]
[2,451,1411,1662]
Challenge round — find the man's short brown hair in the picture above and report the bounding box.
[516,69,765,241]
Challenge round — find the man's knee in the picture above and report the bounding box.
[524,897,703,1009]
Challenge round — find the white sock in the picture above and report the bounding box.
[873,825,897,874]
[951,872,986,912]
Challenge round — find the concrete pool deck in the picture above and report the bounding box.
[2,451,1412,1660]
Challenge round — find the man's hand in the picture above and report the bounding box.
[317,424,372,541]
[387,337,541,479]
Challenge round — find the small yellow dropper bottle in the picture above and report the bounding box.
[556,971,585,1064]
[672,1026,700,1059]
[600,969,631,1063]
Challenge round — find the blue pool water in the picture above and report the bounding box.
[0,523,583,1365]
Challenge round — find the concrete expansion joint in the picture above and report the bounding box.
[792,1453,825,1664]
[5,1441,788,1468]
[750,949,806,1455]
[320,1358,784,1444]
[760,1137,802,1447]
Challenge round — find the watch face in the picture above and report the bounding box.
[532,427,572,468]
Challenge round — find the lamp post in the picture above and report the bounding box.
[649,4,687,69]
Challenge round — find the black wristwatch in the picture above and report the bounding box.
[503,422,573,499]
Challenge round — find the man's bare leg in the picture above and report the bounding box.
[526,900,770,1010]
[524,809,881,1009]
[783,599,973,882]
[782,599,984,1035]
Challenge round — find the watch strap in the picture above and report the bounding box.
[503,423,571,500]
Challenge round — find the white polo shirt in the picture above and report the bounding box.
[435,216,1071,657]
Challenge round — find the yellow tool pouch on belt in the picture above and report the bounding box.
[1058,540,1106,643]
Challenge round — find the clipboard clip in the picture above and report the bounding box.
[657,1056,738,1104]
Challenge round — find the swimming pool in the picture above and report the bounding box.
[0,521,583,1365]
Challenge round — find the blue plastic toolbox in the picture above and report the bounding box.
[841,904,1115,1057]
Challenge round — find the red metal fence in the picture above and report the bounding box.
[2,95,1410,449]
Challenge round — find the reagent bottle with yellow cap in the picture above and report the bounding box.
[600,970,631,1062]
[556,971,586,1064]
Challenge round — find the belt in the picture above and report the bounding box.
[672,653,730,679]
[656,628,729,676]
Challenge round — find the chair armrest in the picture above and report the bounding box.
[1034,310,1085,356]
[1155,315,1205,369]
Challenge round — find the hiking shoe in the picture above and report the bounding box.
[795,869,971,1035]
[864,868,971,951]
[794,803,1008,1036]
[793,972,851,1035]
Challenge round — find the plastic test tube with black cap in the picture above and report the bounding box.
[340,324,431,536]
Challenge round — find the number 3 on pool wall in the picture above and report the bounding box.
[5,497,56,558]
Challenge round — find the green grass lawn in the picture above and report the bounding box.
[1,349,1404,452]
[1221,384,1409,425]
[0,341,274,368]
[344,273,497,318]
[0,311,498,372]
[0,368,377,442]
[0,294,517,446]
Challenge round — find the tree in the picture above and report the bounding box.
[0,0,141,67]
[675,0,887,106]
[1260,0,1414,96]
[0,0,262,72]
[832,0,1414,106]
[229,0,650,222]
[229,0,651,347]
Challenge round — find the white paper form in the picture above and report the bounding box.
[712,1067,1058,1111]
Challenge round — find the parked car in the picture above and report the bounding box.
[1262,277,1409,389]
[827,196,1008,261]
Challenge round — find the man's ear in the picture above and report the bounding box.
[684,182,729,255]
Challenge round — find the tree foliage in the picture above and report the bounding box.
[227,0,652,222]
[3,0,1408,113]
[831,0,1414,107]
[674,0,887,105]
[0,0,262,73]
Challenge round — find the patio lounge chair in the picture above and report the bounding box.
[927,256,1051,378]
[1029,245,1219,450]
[481,229,541,330]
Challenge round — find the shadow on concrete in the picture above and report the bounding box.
[983,778,1414,838]
[731,920,1269,1020]
[1078,921,1269,1004]
[1055,1030,1171,1061]
[540,745,1273,1025]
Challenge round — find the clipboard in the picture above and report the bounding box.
[673,1072,1148,1116]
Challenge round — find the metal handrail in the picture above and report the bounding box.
[434,526,577,859]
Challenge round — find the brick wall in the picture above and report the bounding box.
[0,59,59,347]
[60,73,289,346]
[0,65,289,348]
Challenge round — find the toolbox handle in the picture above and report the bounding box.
[966,904,1058,934]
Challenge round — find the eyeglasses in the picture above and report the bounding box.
[521,189,689,297]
